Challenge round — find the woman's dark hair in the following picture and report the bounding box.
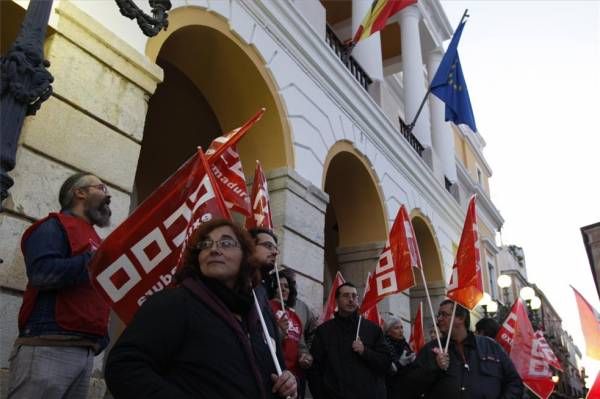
[267,267,297,308]
[475,317,500,338]
[176,219,260,294]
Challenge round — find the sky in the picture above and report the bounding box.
[441,0,600,387]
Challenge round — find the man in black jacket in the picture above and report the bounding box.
[308,282,391,399]
[407,299,523,399]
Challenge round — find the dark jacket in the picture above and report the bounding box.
[308,312,391,399]
[384,336,418,398]
[406,332,524,399]
[105,277,281,399]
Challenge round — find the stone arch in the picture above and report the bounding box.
[409,210,446,339]
[133,6,294,202]
[322,140,388,297]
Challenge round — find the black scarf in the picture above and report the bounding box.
[198,275,253,315]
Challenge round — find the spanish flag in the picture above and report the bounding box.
[352,0,417,44]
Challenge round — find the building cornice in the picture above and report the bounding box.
[456,159,504,229]
[244,1,465,229]
[417,0,453,47]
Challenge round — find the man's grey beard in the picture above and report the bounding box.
[86,201,111,227]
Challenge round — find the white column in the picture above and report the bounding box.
[428,48,457,182]
[352,0,384,82]
[399,5,431,148]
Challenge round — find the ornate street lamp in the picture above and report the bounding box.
[479,292,492,317]
[497,274,512,305]
[1,0,54,208]
[487,300,498,317]
[115,0,172,37]
[0,0,172,209]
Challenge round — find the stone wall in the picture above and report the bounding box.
[0,1,162,392]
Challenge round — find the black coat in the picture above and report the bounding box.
[406,333,524,399]
[105,278,281,399]
[384,336,418,399]
[308,312,391,399]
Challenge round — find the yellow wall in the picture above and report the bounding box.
[144,7,294,175]
[323,141,388,247]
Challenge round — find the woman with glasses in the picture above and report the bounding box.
[105,219,297,398]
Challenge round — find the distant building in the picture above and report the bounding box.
[581,222,600,300]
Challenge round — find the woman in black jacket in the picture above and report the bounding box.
[105,219,297,399]
[384,317,417,398]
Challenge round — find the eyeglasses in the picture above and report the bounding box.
[436,311,452,319]
[256,241,278,252]
[196,238,240,251]
[80,184,109,194]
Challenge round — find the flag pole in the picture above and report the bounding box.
[253,289,283,376]
[273,260,286,312]
[356,315,363,340]
[406,9,470,136]
[418,267,443,352]
[444,302,457,353]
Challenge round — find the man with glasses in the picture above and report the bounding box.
[249,228,287,370]
[7,172,112,399]
[406,299,523,399]
[308,282,391,399]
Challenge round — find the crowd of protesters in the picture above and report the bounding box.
[6,172,525,399]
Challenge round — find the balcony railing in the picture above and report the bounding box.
[399,117,425,157]
[325,25,372,91]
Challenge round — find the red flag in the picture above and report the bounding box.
[359,205,417,312]
[245,161,273,230]
[572,286,600,360]
[352,0,417,44]
[497,299,555,399]
[361,272,384,327]
[208,144,251,216]
[319,271,345,324]
[409,302,425,353]
[534,331,562,371]
[587,371,600,399]
[90,148,231,324]
[447,195,483,310]
[363,303,383,327]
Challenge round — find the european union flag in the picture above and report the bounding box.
[430,20,477,132]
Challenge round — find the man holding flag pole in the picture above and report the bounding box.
[308,281,391,399]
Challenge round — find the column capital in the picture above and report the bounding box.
[399,4,421,21]
[427,47,444,64]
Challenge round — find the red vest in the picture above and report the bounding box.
[18,212,110,337]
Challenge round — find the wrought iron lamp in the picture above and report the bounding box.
[115,0,172,37]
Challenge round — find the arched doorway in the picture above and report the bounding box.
[134,7,293,204]
[410,213,445,340]
[322,141,387,302]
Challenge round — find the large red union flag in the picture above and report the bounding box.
[587,371,600,399]
[361,272,384,327]
[534,331,562,371]
[359,205,419,312]
[245,160,273,230]
[447,195,483,310]
[496,299,554,399]
[409,302,425,353]
[206,109,265,216]
[319,271,345,324]
[208,145,251,216]
[90,148,231,324]
[571,286,600,360]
